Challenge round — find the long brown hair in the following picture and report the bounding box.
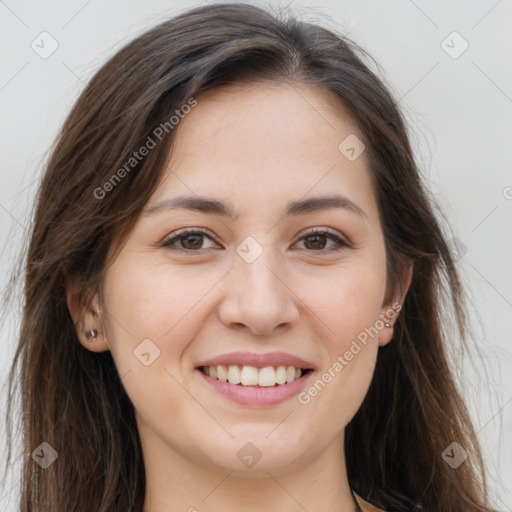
[1,3,498,511]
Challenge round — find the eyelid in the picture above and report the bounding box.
[298,226,346,240]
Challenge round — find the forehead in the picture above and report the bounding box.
[150,81,377,222]
[172,81,360,161]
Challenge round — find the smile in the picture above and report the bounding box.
[199,364,313,387]
[196,367,315,406]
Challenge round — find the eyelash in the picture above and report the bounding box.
[161,227,351,254]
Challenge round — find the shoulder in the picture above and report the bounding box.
[354,492,386,512]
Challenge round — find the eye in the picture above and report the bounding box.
[161,228,218,253]
[161,227,351,254]
[294,227,351,252]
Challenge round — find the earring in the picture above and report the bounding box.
[85,328,98,343]
[379,314,391,328]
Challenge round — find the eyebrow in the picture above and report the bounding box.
[143,194,367,219]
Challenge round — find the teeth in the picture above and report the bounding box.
[258,366,276,387]
[201,364,307,387]
[217,365,228,382]
[240,365,258,386]
[227,365,241,384]
[276,365,287,385]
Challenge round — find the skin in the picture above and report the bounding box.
[67,82,412,512]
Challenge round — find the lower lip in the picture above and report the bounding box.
[196,369,314,406]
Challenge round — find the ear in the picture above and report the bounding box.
[66,275,110,352]
[378,262,413,347]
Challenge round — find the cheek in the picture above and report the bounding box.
[300,318,379,433]
[105,260,185,333]
[101,259,223,370]
[299,258,387,342]
[294,261,384,418]
[100,262,204,427]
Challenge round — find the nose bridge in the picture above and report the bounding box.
[235,237,287,306]
[238,248,281,298]
[219,236,299,334]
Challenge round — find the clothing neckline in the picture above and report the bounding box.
[352,489,364,512]
[353,490,385,512]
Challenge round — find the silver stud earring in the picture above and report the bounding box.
[85,328,98,343]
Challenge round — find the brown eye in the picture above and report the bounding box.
[295,228,350,252]
[162,228,217,252]
[180,233,204,250]
[303,233,328,250]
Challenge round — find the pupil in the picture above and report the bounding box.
[307,235,326,250]
[183,234,201,249]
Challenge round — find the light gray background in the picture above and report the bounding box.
[1,1,511,510]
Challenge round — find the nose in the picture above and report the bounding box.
[217,251,300,336]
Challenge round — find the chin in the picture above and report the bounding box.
[197,431,315,475]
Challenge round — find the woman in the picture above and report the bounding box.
[1,3,498,511]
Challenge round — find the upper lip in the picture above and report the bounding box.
[196,351,315,370]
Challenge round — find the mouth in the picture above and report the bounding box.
[197,364,314,387]
[194,352,316,406]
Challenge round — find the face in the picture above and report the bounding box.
[69,81,409,477]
